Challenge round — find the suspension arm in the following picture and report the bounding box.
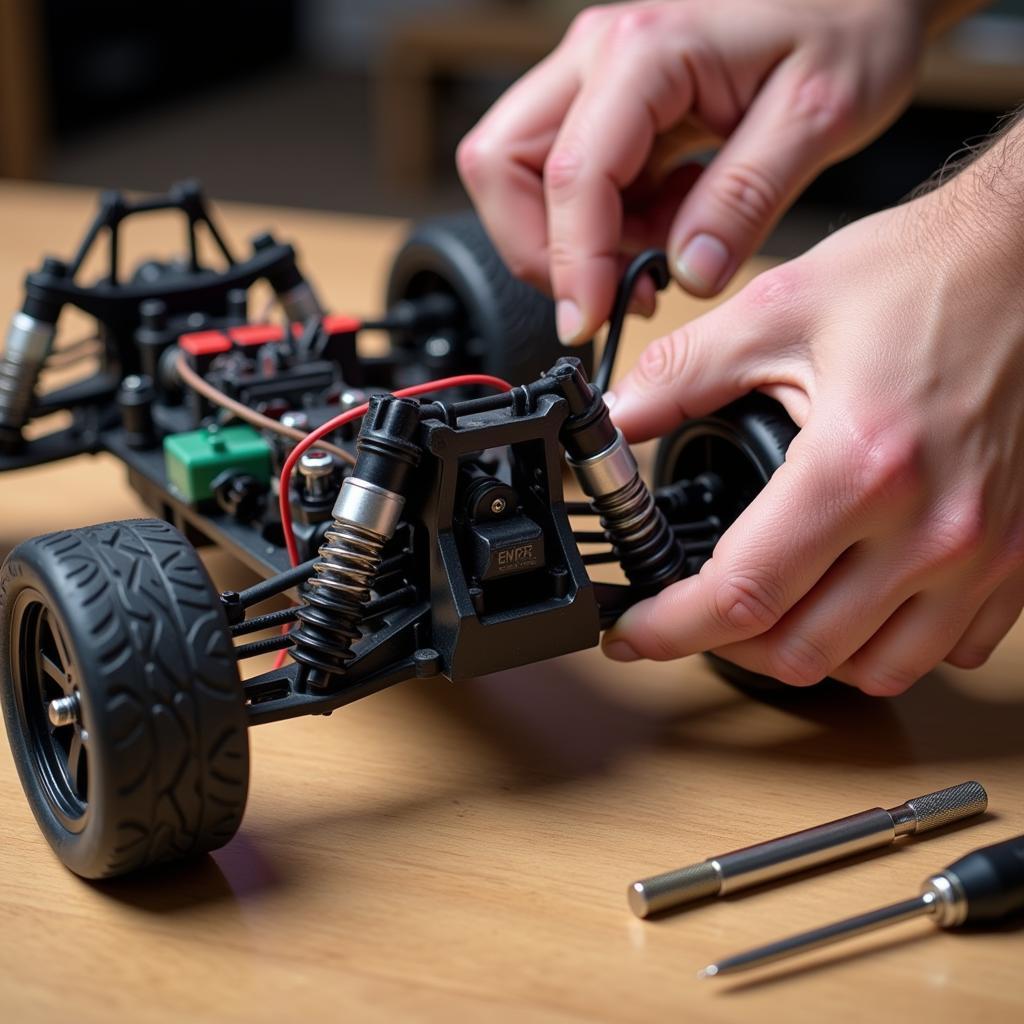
[244,601,432,724]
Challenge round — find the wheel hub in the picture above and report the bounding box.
[11,590,90,827]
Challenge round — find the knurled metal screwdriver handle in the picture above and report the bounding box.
[628,781,987,918]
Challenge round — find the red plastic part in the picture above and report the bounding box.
[230,324,285,347]
[290,314,361,339]
[178,330,231,357]
[322,314,362,335]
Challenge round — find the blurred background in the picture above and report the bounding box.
[1,0,1023,257]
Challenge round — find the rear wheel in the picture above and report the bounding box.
[386,211,592,386]
[653,394,803,693]
[1,518,249,878]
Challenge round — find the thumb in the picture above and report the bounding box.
[607,267,802,442]
[668,60,846,296]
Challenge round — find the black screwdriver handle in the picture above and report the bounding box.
[944,834,1024,925]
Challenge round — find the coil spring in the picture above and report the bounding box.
[593,471,686,590]
[290,519,385,689]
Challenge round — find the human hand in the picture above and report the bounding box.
[458,0,935,343]
[601,130,1024,695]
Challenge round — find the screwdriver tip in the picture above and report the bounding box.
[697,964,719,979]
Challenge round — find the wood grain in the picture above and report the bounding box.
[0,181,1021,1023]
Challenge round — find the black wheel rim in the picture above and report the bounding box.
[390,271,481,385]
[11,589,90,830]
[658,423,773,531]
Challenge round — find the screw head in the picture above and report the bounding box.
[339,389,366,410]
[424,335,452,359]
[48,693,81,728]
[490,497,507,515]
[299,451,334,477]
[280,411,310,431]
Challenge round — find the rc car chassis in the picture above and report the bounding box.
[0,183,797,878]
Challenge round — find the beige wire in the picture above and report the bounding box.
[174,352,356,465]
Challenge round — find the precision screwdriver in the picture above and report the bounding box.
[700,834,1024,978]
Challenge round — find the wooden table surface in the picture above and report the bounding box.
[0,181,1021,1023]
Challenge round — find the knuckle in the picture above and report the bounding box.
[644,617,684,662]
[544,234,579,275]
[740,263,804,316]
[769,634,834,687]
[842,420,922,507]
[567,5,607,41]
[791,71,859,143]
[710,571,786,635]
[712,162,783,233]
[607,6,659,42]
[635,329,691,387]
[544,146,586,195]
[455,132,491,188]
[926,502,988,569]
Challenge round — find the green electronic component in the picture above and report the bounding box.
[163,424,272,504]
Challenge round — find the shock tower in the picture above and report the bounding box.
[0,180,320,453]
[286,356,686,695]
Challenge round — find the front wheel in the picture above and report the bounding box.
[1,518,249,878]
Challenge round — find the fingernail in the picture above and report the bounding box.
[675,233,729,293]
[602,390,616,410]
[556,299,584,345]
[604,639,641,662]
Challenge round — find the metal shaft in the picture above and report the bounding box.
[700,893,937,978]
[628,781,986,917]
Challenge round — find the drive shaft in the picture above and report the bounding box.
[628,781,987,918]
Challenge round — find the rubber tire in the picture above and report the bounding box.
[386,211,593,384]
[653,394,801,694]
[0,518,249,879]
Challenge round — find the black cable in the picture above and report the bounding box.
[593,249,671,394]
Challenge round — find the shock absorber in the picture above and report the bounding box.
[290,395,422,690]
[0,304,58,452]
[555,359,685,591]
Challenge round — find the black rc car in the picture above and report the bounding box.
[0,183,797,879]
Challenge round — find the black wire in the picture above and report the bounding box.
[593,249,671,394]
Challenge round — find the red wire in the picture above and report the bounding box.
[270,373,513,669]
